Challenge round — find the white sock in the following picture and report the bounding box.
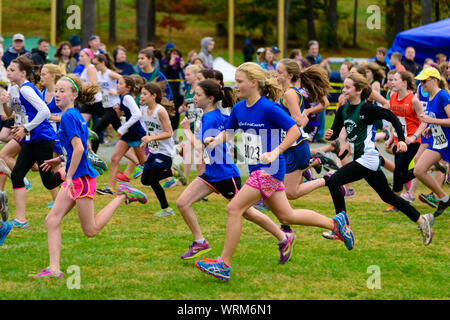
[440,195,449,202]
[24,177,30,186]
[194,238,205,244]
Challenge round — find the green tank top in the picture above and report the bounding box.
[342,101,379,170]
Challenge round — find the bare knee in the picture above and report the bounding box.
[45,214,61,230]
[82,227,98,238]
[226,202,244,218]
[176,197,191,212]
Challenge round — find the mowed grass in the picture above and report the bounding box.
[0,161,448,300]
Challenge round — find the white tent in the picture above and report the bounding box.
[213,57,236,86]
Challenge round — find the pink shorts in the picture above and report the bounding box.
[63,175,97,200]
[245,170,285,199]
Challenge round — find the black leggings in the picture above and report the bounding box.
[324,160,420,222]
[392,143,420,193]
[11,140,64,190]
[91,108,121,153]
[141,166,173,209]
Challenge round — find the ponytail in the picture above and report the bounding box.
[60,75,100,105]
[94,53,119,72]
[298,64,331,105]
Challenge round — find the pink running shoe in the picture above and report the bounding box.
[28,267,63,279]
[117,183,148,204]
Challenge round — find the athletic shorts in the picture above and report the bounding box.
[304,125,319,142]
[1,119,14,130]
[245,169,285,199]
[428,145,450,163]
[198,174,242,200]
[63,175,96,200]
[144,153,172,170]
[80,101,105,117]
[284,140,310,174]
[120,138,141,148]
[421,133,433,145]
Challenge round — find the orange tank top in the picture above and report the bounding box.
[390,91,421,144]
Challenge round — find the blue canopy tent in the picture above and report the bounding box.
[388,19,450,65]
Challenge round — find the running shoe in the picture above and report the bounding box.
[322,230,339,240]
[383,204,398,212]
[10,219,29,229]
[314,151,339,171]
[434,162,448,174]
[181,240,212,260]
[418,193,438,208]
[173,163,187,186]
[153,208,174,217]
[253,199,269,211]
[116,171,131,183]
[96,187,114,195]
[25,181,33,192]
[303,169,313,181]
[332,211,355,250]
[117,183,148,204]
[344,188,355,199]
[162,178,180,189]
[0,221,12,245]
[133,165,144,179]
[46,202,54,209]
[28,267,63,279]
[310,156,322,174]
[278,231,295,264]
[434,197,450,218]
[0,191,8,222]
[88,128,99,142]
[92,165,104,176]
[280,225,293,234]
[418,214,434,246]
[401,192,415,203]
[88,151,108,171]
[195,256,231,282]
[0,158,11,178]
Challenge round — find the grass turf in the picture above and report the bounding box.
[0,165,448,299]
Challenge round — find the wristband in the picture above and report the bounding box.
[413,134,418,139]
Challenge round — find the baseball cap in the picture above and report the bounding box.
[257,47,264,54]
[415,67,441,81]
[13,33,25,42]
[271,46,280,53]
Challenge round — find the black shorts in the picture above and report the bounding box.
[1,119,15,130]
[198,174,242,200]
[80,101,105,117]
[304,125,319,141]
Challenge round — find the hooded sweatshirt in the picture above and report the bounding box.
[198,37,214,69]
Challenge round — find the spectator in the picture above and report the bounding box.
[258,47,277,71]
[436,53,447,65]
[198,37,214,69]
[374,47,390,77]
[113,45,135,75]
[390,52,406,71]
[0,46,9,85]
[256,47,264,62]
[305,40,330,73]
[185,50,198,67]
[31,38,49,67]
[402,46,421,75]
[2,33,29,68]
[160,47,185,130]
[289,49,302,60]
[271,46,280,62]
[69,34,82,62]
[87,35,105,55]
[192,56,205,68]
[242,39,254,63]
[52,41,77,75]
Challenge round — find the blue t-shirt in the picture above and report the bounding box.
[58,108,98,179]
[19,82,56,142]
[279,87,309,144]
[115,61,136,75]
[138,69,174,101]
[224,96,296,181]
[196,109,240,182]
[427,89,450,148]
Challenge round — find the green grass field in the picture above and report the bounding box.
[0,161,448,300]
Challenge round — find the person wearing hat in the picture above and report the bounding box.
[69,34,82,62]
[271,46,280,62]
[414,67,450,218]
[87,35,105,56]
[256,47,264,63]
[2,33,29,68]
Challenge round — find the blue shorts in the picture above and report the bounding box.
[125,140,141,148]
[144,153,172,170]
[421,134,432,145]
[284,140,310,174]
[428,144,450,163]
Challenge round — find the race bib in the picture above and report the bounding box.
[120,116,126,126]
[186,103,196,123]
[203,148,211,165]
[15,112,31,141]
[147,128,160,153]
[431,124,448,150]
[394,116,406,138]
[243,132,262,165]
[101,88,110,107]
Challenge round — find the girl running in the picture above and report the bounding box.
[140,83,176,217]
[98,76,147,195]
[324,72,434,246]
[414,67,450,218]
[177,79,291,263]
[7,55,65,229]
[195,62,355,282]
[90,53,123,153]
[28,75,148,279]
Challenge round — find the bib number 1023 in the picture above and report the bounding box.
[243,132,262,165]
